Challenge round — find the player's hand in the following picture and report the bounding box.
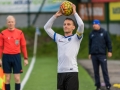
[0,59,2,67]
[24,59,28,66]
[72,4,76,14]
[88,54,91,59]
[55,10,62,18]
[108,52,112,58]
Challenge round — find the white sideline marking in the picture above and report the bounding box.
[21,56,36,90]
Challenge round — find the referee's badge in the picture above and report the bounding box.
[15,40,19,45]
[68,38,71,41]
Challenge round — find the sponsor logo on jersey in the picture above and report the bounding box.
[59,39,63,42]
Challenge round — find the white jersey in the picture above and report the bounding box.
[44,13,84,73]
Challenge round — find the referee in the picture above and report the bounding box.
[0,15,28,90]
[44,4,84,90]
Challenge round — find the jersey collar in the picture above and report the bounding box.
[64,34,73,38]
[7,28,16,32]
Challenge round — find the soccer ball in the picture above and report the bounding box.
[60,1,73,16]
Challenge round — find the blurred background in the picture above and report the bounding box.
[0,0,120,59]
[0,0,120,90]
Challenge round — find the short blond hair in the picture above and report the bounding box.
[6,15,15,21]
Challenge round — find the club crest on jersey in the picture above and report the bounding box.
[68,38,71,41]
[15,40,19,45]
[100,33,103,36]
[91,34,94,37]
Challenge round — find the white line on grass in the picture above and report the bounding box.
[21,56,36,90]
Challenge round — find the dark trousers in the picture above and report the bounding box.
[91,55,111,88]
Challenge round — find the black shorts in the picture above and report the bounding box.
[2,53,22,74]
[57,72,79,90]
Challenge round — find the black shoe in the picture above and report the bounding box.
[96,87,101,90]
[106,86,110,90]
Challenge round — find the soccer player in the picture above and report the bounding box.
[0,15,28,90]
[88,20,112,90]
[44,4,84,90]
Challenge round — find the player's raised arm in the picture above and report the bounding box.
[72,4,84,37]
[44,10,62,39]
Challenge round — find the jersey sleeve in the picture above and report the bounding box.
[44,15,56,39]
[104,31,112,52]
[0,33,3,59]
[74,13,84,39]
[20,32,28,59]
[89,33,92,54]
[53,33,63,42]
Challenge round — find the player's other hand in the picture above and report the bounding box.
[72,4,76,14]
[0,59,2,67]
[55,10,62,18]
[24,59,28,66]
[88,54,91,59]
[108,52,112,58]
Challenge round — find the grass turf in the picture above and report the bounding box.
[22,57,95,90]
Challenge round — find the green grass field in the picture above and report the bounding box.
[9,57,95,90]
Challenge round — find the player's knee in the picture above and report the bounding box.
[5,77,11,84]
[15,76,20,83]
